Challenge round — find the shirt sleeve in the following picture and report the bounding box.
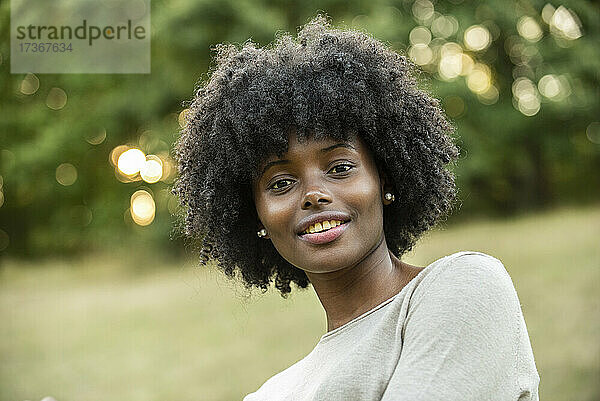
[381,252,540,401]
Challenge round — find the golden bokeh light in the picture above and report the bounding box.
[85,128,107,145]
[114,168,142,183]
[0,191,4,208]
[549,6,582,40]
[477,85,499,105]
[518,98,540,116]
[409,44,433,66]
[109,145,129,167]
[513,77,541,116]
[438,43,463,80]
[464,25,492,51]
[140,155,163,184]
[431,15,458,38]
[459,53,474,76]
[412,0,434,22]
[20,74,40,95]
[139,130,162,153]
[178,109,190,129]
[538,74,563,99]
[158,153,177,183]
[130,190,155,226]
[409,26,432,46]
[467,64,492,94]
[46,87,67,110]
[513,77,536,100]
[56,163,78,186]
[117,148,146,176]
[541,4,555,24]
[517,16,543,42]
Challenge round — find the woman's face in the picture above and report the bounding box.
[252,131,391,274]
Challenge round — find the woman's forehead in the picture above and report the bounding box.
[257,131,364,167]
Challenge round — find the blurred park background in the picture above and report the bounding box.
[0,0,599,400]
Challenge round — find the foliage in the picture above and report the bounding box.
[0,0,598,256]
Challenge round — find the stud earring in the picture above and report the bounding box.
[384,192,395,202]
[257,228,267,238]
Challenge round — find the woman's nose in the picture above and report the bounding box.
[301,188,333,209]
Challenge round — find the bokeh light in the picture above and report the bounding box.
[158,153,177,183]
[20,74,39,95]
[409,44,433,66]
[109,145,129,167]
[140,155,163,183]
[409,26,432,46]
[541,3,555,24]
[512,77,541,116]
[117,148,146,176]
[586,122,600,144]
[139,130,162,153]
[130,190,155,226]
[85,128,107,145]
[46,88,67,110]
[464,25,491,51]
[56,163,78,186]
[517,16,543,42]
[459,53,474,76]
[178,109,190,129]
[538,74,561,99]
[412,0,434,23]
[438,42,463,80]
[467,63,492,94]
[431,14,458,38]
[549,6,582,40]
[478,85,499,105]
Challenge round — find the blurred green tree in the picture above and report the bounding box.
[0,0,598,257]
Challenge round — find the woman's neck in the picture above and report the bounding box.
[305,235,422,332]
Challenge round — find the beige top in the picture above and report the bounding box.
[243,251,540,400]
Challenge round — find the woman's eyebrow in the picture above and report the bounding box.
[260,143,356,177]
[260,159,289,178]
[320,143,356,153]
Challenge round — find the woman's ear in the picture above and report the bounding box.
[257,221,270,239]
[377,164,395,205]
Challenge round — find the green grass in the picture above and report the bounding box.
[1,204,599,401]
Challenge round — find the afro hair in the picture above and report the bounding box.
[172,14,459,296]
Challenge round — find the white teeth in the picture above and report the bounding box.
[302,219,346,235]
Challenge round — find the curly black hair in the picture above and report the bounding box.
[172,14,459,296]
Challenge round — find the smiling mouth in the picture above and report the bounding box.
[298,219,351,236]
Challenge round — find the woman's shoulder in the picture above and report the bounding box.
[427,250,510,281]
[409,250,518,309]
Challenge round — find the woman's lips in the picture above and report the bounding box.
[297,221,349,245]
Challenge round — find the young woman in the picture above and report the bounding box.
[173,14,540,401]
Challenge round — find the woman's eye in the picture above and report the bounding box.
[330,164,354,174]
[269,179,292,190]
